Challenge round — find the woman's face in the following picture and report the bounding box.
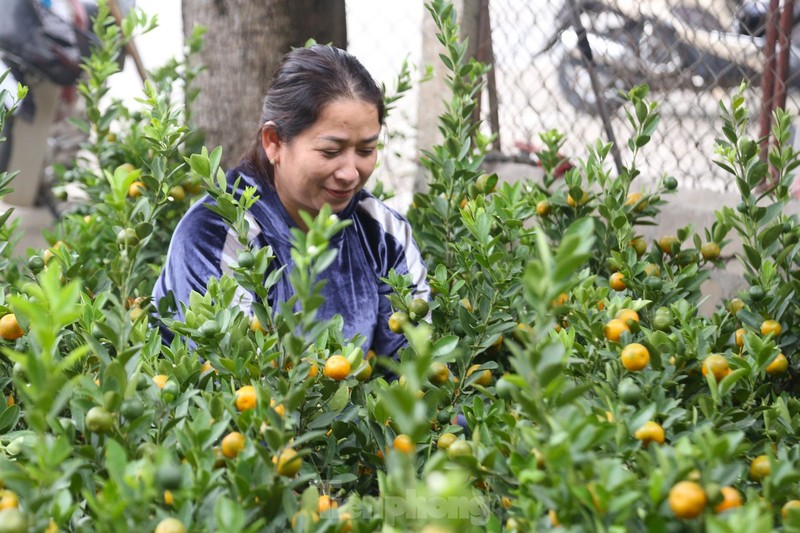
[265,99,381,229]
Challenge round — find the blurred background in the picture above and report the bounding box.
[7,0,800,217]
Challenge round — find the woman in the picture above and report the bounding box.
[154,45,429,358]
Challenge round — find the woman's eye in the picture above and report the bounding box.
[322,150,340,157]
[358,148,376,156]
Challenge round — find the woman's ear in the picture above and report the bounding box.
[261,121,281,162]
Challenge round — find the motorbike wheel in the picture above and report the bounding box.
[636,22,687,81]
[556,12,692,115]
[557,55,628,116]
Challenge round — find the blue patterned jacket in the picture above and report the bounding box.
[153,167,429,357]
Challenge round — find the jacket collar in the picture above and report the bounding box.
[228,166,361,242]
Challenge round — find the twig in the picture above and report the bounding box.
[107,0,148,83]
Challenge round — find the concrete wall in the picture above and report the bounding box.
[415,0,480,195]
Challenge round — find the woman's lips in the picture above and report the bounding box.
[325,188,352,200]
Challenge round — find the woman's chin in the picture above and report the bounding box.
[323,193,354,211]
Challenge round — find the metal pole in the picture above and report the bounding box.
[566,0,623,174]
[108,0,148,83]
[758,0,780,162]
[761,0,794,188]
[478,0,501,150]
[774,0,794,111]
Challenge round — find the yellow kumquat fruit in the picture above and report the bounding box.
[620,343,650,371]
[750,455,771,482]
[235,385,257,411]
[604,319,630,342]
[609,272,627,291]
[668,481,706,519]
[393,434,414,454]
[714,486,742,513]
[766,353,789,375]
[702,354,731,381]
[634,421,665,448]
[221,432,246,459]
[324,355,351,381]
[761,319,782,337]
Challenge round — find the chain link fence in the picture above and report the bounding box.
[489,0,800,192]
[349,0,800,198]
[31,0,799,210]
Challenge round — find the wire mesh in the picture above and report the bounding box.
[348,0,800,197]
[488,0,800,192]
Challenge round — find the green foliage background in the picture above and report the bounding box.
[1,1,800,532]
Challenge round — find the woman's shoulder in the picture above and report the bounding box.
[353,191,420,259]
[166,197,230,258]
[174,195,228,232]
[172,193,262,249]
[354,191,413,236]
[353,190,428,286]
[175,168,273,242]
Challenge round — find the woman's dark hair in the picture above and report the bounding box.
[239,44,385,184]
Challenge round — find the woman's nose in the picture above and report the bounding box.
[334,154,360,182]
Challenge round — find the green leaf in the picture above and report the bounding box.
[648,468,665,503]
[328,384,350,412]
[187,152,210,178]
[718,368,748,396]
[308,411,339,430]
[0,405,20,433]
[759,224,784,249]
[742,244,762,270]
[215,496,246,531]
[103,439,128,486]
[431,336,459,358]
[332,473,358,485]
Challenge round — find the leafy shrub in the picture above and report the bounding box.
[2,1,800,532]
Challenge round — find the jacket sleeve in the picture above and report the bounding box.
[361,200,429,358]
[153,201,252,330]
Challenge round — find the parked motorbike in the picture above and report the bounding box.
[539,0,800,115]
[0,0,134,210]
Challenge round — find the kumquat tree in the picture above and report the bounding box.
[3,0,800,532]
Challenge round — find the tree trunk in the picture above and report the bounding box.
[181,0,347,168]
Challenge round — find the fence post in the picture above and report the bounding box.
[415,1,480,194]
[758,0,780,164]
[471,0,501,152]
[773,0,794,112]
[565,0,622,174]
